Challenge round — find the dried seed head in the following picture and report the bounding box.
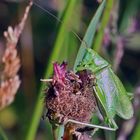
[45,62,97,127]
[0,76,20,110]
[0,1,32,110]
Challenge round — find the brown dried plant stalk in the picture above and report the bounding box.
[0,1,33,110]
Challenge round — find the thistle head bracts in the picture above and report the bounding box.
[52,62,67,87]
[44,62,97,127]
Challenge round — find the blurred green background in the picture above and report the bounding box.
[0,0,140,140]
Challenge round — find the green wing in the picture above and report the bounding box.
[95,67,133,120]
[95,68,117,119]
[111,72,133,119]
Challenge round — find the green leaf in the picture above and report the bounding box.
[93,0,114,52]
[73,0,106,71]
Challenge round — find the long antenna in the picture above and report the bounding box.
[32,0,88,48]
[33,0,62,23]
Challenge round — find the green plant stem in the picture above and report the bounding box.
[105,131,115,140]
[131,119,140,140]
[45,0,78,78]
[57,125,65,140]
[0,126,8,140]
[93,0,114,52]
[51,126,57,140]
[25,1,77,140]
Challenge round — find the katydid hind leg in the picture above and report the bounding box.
[67,119,117,131]
[92,87,118,130]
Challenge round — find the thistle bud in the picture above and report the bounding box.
[44,62,97,129]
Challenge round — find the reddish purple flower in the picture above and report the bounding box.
[53,62,67,86]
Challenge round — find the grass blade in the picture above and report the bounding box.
[46,0,79,77]
[73,0,106,71]
[131,120,140,140]
[25,1,78,140]
[0,126,8,140]
[93,0,114,52]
